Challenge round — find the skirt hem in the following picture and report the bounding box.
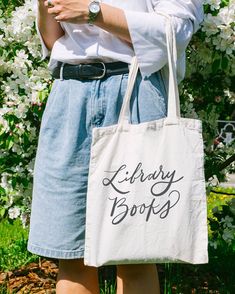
[27,242,84,259]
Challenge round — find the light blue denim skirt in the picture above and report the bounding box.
[27,69,167,259]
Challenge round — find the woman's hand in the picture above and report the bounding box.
[44,0,89,24]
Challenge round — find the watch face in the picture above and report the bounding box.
[89,2,100,14]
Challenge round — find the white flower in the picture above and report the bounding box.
[8,0,36,43]
[0,173,10,189]
[0,119,10,133]
[13,164,25,174]
[202,14,220,36]
[0,18,5,30]
[201,3,235,57]
[217,142,225,148]
[204,0,221,11]
[14,103,28,119]
[219,25,233,40]
[219,5,235,25]
[8,207,21,219]
[224,89,235,104]
[0,34,5,47]
[20,212,28,228]
[188,93,194,102]
[26,158,36,175]
[12,143,23,155]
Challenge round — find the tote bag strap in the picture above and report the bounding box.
[118,12,180,126]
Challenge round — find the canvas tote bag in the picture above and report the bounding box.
[84,14,208,267]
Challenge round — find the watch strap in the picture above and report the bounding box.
[88,1,101,25]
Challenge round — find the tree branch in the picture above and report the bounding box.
[218,154,235,171]
[206,154,235,181]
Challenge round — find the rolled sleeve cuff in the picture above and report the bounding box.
[124,11,194,80]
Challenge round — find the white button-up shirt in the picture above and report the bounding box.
[35,0,203,82]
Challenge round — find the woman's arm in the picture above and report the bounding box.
[37,0,65,51]
[94,3,132,44]
[45,0,131,43]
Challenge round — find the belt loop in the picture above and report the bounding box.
[60,62,65,81]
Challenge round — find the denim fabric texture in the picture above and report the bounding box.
[27,70,167,259]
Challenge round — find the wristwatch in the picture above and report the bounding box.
[88,1,101,25]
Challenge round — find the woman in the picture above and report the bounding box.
[28,0,203,293]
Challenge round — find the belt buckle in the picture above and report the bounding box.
[88,62,106,80]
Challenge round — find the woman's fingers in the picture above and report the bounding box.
[54,13,64,21]
[43,0,88,24]
[44,0,62,18]
[47,6,62,15]
[44,0,54,8]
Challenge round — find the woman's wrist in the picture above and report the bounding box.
[93,3,132,44]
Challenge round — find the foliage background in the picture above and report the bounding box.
[0,0,235,252]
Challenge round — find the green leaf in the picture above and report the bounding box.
[0,128,6,136]
[212,59,221,73]
[209,220,220,231]
[12,177,17,189]
[0,207,6,218]
[0,186,6,195]
[221,0,230,7]
[38,90,47,103]
[5,137,14,150]
[221,56,229,70]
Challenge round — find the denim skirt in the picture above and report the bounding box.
[27,69,167,259]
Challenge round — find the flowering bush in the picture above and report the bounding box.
[181,0,235,132]
[0,0,52,227]
[180,0,235,181]
[207,188,235,250]
[0,0,234,241]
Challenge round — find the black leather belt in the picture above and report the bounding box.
[51,61,130,80]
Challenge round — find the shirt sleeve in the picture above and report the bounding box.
[124,0,204,79]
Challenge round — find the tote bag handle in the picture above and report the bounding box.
[118,13,181,126]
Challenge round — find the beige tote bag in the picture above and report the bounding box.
[84,14,208,267]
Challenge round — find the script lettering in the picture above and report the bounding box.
[102,162,184,224]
